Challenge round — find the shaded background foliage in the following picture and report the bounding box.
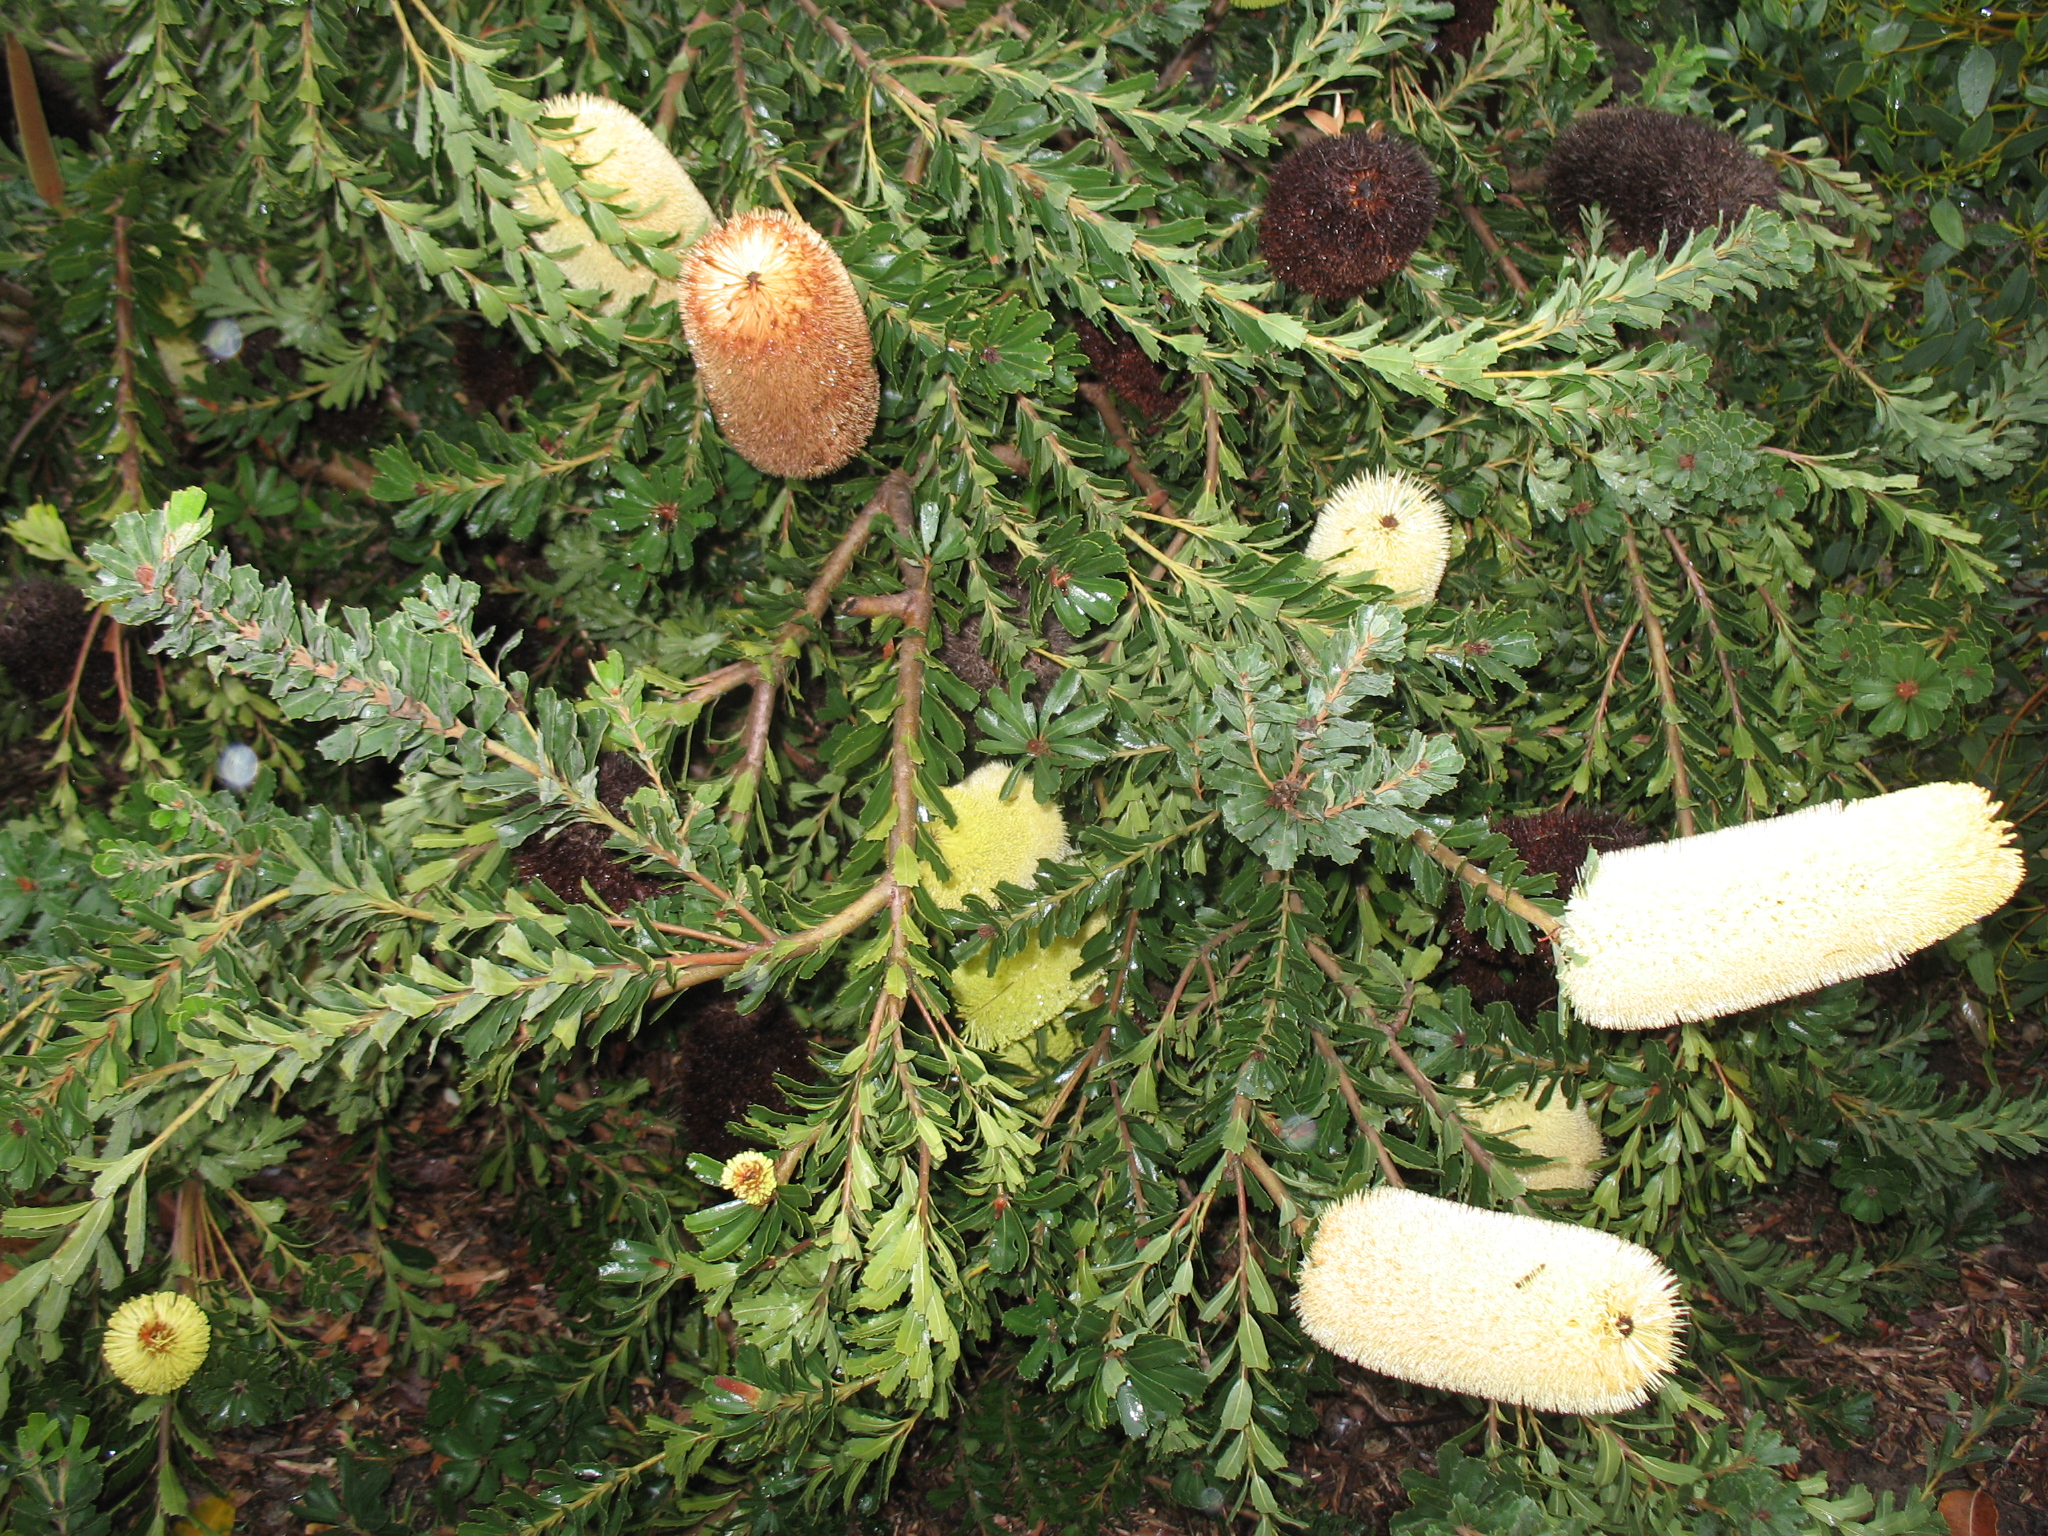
[0,0,2044,1531]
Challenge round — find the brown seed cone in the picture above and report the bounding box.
[514,752,675,910]
[0,580,92,700]
[452,321,539,414]
[1073,319,1184,423]
[1433,0,1499,60]
[1544,108,1783,254]
[679,210,879,479]
[668,994,811,1160]
[1446,807,1648,1020]
[1259,133,1441,300]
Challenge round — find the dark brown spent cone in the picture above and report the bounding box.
[668,994,811,1161]
[1073,318,1184,423]
[1445,807,1648,1019]
[514,752,674,909]
[937,549,1072,701]
[1433,0,1498,61]
[1544,107,1783,254]
[679,209,879,479]
[0,580,93,701]
[452,322,539,413]
[1259,133,1441,300]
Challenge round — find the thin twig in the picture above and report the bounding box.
[1302,948,1530,1211]
[1409,829,1561,936]
[1453,191,1530,300]
[726,472,912,827]
[1577,617,1640,790]
[1620,522,1696,836]
[110,213,145,511]
[1660,525,1748,737]
[1312,1028,1403,1187]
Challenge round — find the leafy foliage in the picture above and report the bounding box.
[0,0,2043,1530]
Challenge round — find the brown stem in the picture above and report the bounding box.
[1660,526,1749,737]
[1302,949,1530,1210]
[1238,1139,1309,1238]
[110,213,145,511]
[1454,191,1530,300]
[1577,617,1640,788]
[1409,828,1561,937]
[725,471,912,826]
[1079,380,1195,577]
[1160,0,1232,92]
[1620,523,1696,837]
[1312,1028,1403,1187]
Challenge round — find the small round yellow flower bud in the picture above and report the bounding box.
[720,1150,778,1206]
[102,1291,211,1396]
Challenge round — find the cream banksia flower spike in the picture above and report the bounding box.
[1557,782,2025,1030]
[1304,470,1452,607]
[514,95,716,313]
[679,209,880,479]
[1461,1078,1603,1192]
[103,1291,211,1395]
[1296,1188,1684,1414]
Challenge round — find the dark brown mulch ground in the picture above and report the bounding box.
[202,1032,2048,1536]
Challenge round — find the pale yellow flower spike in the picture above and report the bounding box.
[923,763,1070,911]
[103,1291,211,1395]
[1296,1188,1685,1415]
[514,94,716,313]
[720,1150,779,1207]
[1304,470,1452,607]
[952,922,1104,1052]
[1465,1080,1603,1192]
[1558,782,2025,1030]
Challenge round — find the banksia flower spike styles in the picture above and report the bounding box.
[1304,470,1452,606]
[953,922,1105,1053]
[720,1150,779,1207]
[103,1291,211,1395]
[1296,1188,1684,1414]
[1259,133,1440,300]
[514,94,715,312]
[923,762,1070,910]
[1464,1080,1604,1192]
[1543,108,1782,254]
[1558,782,2026,1030]
[679,209,879,479]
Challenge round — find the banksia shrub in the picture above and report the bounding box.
[1544,107,1783,253]
[1557,783,2026,1029]
[1259,132,1440,299]
[1296,1188,1684,1413]
[1304,469,1452,605]
[513,93,715,311]
[678,209,879,478]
